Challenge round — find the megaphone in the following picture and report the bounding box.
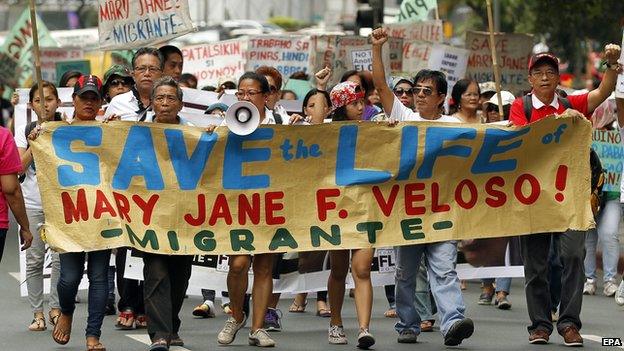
[225,101,261,136]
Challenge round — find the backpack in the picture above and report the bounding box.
[522,93,605,215]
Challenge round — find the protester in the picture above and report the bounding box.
[329,81,365,121]
[31,75,110,351]
[371,27,473,346]
[0,113,32,264]
[450,78,481,123]
[256,66,288,125]
[340,70,380,120]
[484,91,515,123]
[509,45,621,346]
[179,73,198,89]
[58,70,82,88]
[205,102,229,116]
[615,94,624,306]
[0,84,13,127]
[102,65,133,103]
[215,72,278,348]
[391,77,415,110]
[15,81,63,331]
[280,90,297,100]
[158,45,184,82]
[142,77,193,351]
[301,88,331,125]
[104,47,164,121]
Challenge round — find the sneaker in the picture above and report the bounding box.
[170,334,184,347]
[603,279,618,297]
[248,329,276,347]
[583,278,596,295]
[397,329,418,343]
[444,318,474,346]
[357,328,375,349]
[217,316,246,345]
[263,308,282,332]
[478,290,494,305]
[559,326,583,347]
[529,329,550,344]
[192,301,216,318]
[615,280,624,306]
[104,301,116,316]
[328,325,348,344]
[495,293,512,310]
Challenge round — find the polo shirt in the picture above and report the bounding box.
[509,92,590,126]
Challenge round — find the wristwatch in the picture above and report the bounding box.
[603,61,620,70]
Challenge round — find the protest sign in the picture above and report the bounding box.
[0,8,56,89]
[13,87,74,133]
[465,31,533,94]
[32,114,593,255]
[387,20,443,76]
[245,35,312,79]
[40,48,84,84]
[283,79,312,101]
[591,129,624,192]
[616,29,624,98]
[396,0,438,23]
[98,0,195,50]
[182,39,247,88]
[428,44,469,94]
[56,61,91,80]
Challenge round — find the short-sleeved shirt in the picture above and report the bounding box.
[0,127,23,228]
[509,92,590,126]
[103,90,154,122]
[390,96,460,123]
[14,125,42,210]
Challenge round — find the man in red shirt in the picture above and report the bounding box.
[509,44,621,347]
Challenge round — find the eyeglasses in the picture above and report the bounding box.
[413,87,434,96]
[109,79,131,87]
[153,94,180,103]
[235,90,263,99]
[134,66,162,73]
[393,88,414,96]
[530,70,557,78]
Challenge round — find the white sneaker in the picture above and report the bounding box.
[615,280,624,306]
[603,279,618,297]
[248,329,276,347]
[218,316,246,345]
[328,325,348,344]
[583,279,596,295]
[357,328,375,349]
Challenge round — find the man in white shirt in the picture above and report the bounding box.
[104,47,164,122]
[370,27,473,347]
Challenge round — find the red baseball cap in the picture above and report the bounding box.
[74,74,103,98]
[528,52,559,72]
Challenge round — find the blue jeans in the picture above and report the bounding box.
[584,199,620,282]
[58,250,111,338]
[482,277,512,293]
[395,241,465,336]
[414,257,436,320]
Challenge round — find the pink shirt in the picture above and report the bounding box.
[0,127,23,229]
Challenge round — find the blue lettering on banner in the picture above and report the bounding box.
[472,128,529,174]
[335,125,391,186]
[165,130,218,190]
[113,126,165,190]
[417,127,476,179]
[110,14,178,44]
[396,126,418,180]
[223,129,273,190]
[53,126,102,187]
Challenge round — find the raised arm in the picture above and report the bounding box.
[588,44,621,113]
[371,28,395,116]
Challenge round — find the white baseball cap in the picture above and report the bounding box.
[486,91,515,106]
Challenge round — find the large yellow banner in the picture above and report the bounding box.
[31,114,594,255]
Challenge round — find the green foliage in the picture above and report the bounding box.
[268,16,307,32]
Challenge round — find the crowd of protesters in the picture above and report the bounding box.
[0,26,623,351]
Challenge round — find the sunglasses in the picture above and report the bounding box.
[413,87,434,96]
[109,79,131,87]
[393,88,414,96]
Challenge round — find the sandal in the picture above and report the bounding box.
[115,309,135,330]
[289,299,307,313]
[49,309,61,326]
[420,320,434,332]
[28,315,46,331]
[52,313,72,345]
[135,314,148,329]
[384,308,397,318]
[86,342,107,351]
[148,338,169,351]
[316,308,331,317]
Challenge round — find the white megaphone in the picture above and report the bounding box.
[225,101,261,136]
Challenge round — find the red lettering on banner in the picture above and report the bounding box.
[99,0,130,21]
[372,185,399,217]
[485,176,507,207]
[455,179,478,209]
[431,182,451,212]
[94,190,117,219]
[316,188,341,221]
[132,194,159,225]
[185,194,205,226]
[208,194,233,225]
[61,189,89,224]
[113,192,131,222]
[239,193,261,225]
[514,174,541,205]
[138,0,175,16]
[405,183,426,215]
[265,191,286,225]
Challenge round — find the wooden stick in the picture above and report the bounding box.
[28,0,46,122]
[486,0,504,120]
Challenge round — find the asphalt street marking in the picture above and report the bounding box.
[126,334,192,351]
[583,334,624,349]
[9,272,20,281]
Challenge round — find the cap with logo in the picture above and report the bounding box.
[74,75,103,99]
[103,64,132,87]
[528,52,559,72]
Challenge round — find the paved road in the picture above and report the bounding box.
[1,229,623,351]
